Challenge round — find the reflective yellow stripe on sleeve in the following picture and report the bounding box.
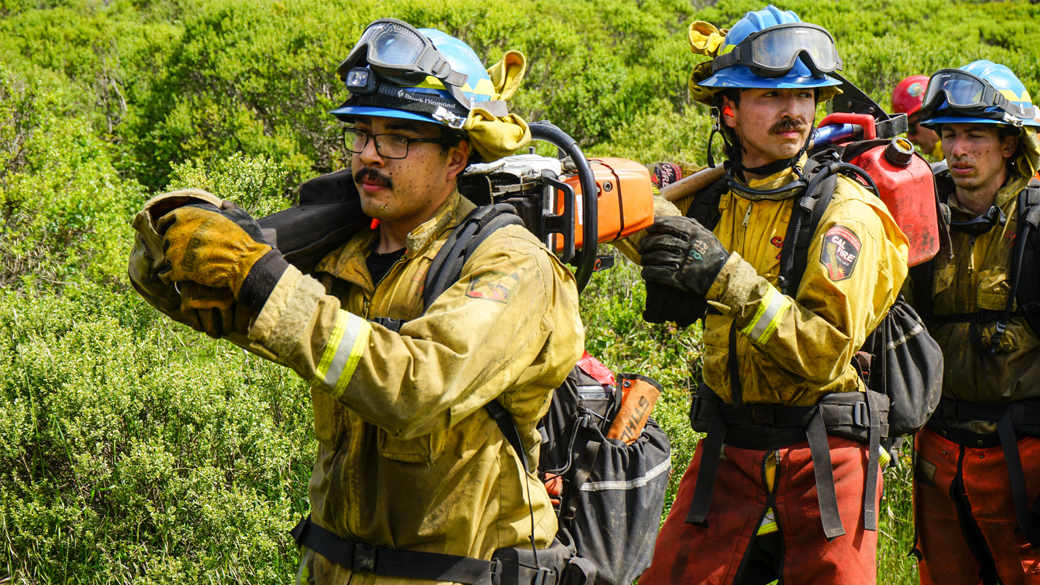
[314,310,371,399]
[741,284,791,344]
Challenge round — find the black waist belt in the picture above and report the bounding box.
[685,385,890,541]
[290,516,499,585]
[926,397,1040,538]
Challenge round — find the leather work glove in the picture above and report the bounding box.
[178,282,253,339]
[643,281,708,328]
[639,215,729,296]
[157,203,288,313]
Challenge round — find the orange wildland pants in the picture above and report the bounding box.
[640,436,879,585]
[915,427,1040,585]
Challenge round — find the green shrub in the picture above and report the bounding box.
[0,64,140,289]
[3,0,1040,582]
[0,283,314,583]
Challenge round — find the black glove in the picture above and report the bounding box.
[643,281,708,328]
[639,216,728,296]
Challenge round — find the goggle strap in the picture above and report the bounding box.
[711,49,739,73]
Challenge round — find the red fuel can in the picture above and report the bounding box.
[847,137,939,266]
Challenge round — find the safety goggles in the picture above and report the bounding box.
[339,19,465,85]
[949,205,1006,236]
[711,24,842,78]
[922,69,1038,125]
[337,19,471,109]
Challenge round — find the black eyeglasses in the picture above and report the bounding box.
[342,127,446,159]
[950,205,1006,235]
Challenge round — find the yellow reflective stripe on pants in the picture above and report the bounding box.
[314,310,371,399]
[757,508,778,535]
[741,285,790,344]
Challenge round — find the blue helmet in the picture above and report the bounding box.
[330,23,496,128]
[699,5,842,90]
[921,60,1040,128]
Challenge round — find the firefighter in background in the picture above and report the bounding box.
[636,6,908,583]
[893,74,944,159]
[127,21,583,584]
[909,60,1040,585]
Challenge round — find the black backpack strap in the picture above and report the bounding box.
[1014,184,1040,336]
[779,152,879,297]
[485,399,530,473]
[425,203,524,309]
[684,174,729,230]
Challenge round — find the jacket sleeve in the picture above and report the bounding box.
[706,179,909,385]
[243,226,584,439]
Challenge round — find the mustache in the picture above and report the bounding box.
[353,167,393,189]
[769,118,808,134]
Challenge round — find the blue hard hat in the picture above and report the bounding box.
[699,5,842,90]
[330,26,496,127]
[921,60,1040,128]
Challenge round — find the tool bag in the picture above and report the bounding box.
[537,358,671,585]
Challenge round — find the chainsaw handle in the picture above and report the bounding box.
[529,122,598,293]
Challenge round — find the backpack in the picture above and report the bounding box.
[391,202,672,585]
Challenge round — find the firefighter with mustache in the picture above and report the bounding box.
[127,21,584,585]
[636,6,909,583]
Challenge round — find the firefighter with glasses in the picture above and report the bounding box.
[127,20,583,585]
[637,6,908,583]
[908,60,1040,585]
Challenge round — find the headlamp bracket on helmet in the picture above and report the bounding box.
[344,68,378,95]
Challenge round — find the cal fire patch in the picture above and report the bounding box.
[465,264,526,303]
[820,225,861,281]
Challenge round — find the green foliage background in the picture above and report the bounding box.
[1,0,1038,582]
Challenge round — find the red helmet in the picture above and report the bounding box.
[891,75,930,115]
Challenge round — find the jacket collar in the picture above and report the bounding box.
[729,155,808,201]
[315,190,477,283]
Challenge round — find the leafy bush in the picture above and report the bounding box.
[0,283,314,583]
[0,64,140,289]
[3,0,1040,582]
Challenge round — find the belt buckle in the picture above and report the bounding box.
[354,542,377,573]
[853,402,868,427]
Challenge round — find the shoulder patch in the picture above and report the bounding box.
[466,264,527,303]
[820,225,861,281]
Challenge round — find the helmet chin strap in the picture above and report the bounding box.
[733,122,814,181]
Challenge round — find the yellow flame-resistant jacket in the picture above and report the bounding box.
[143,190,583,584]
[672,166,909,405]
[916,174,1040,412]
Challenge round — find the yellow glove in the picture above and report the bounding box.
[1017,127,1040,179]
[463,49,532,162]
[688,21,727,56]
[157,205,276,299]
